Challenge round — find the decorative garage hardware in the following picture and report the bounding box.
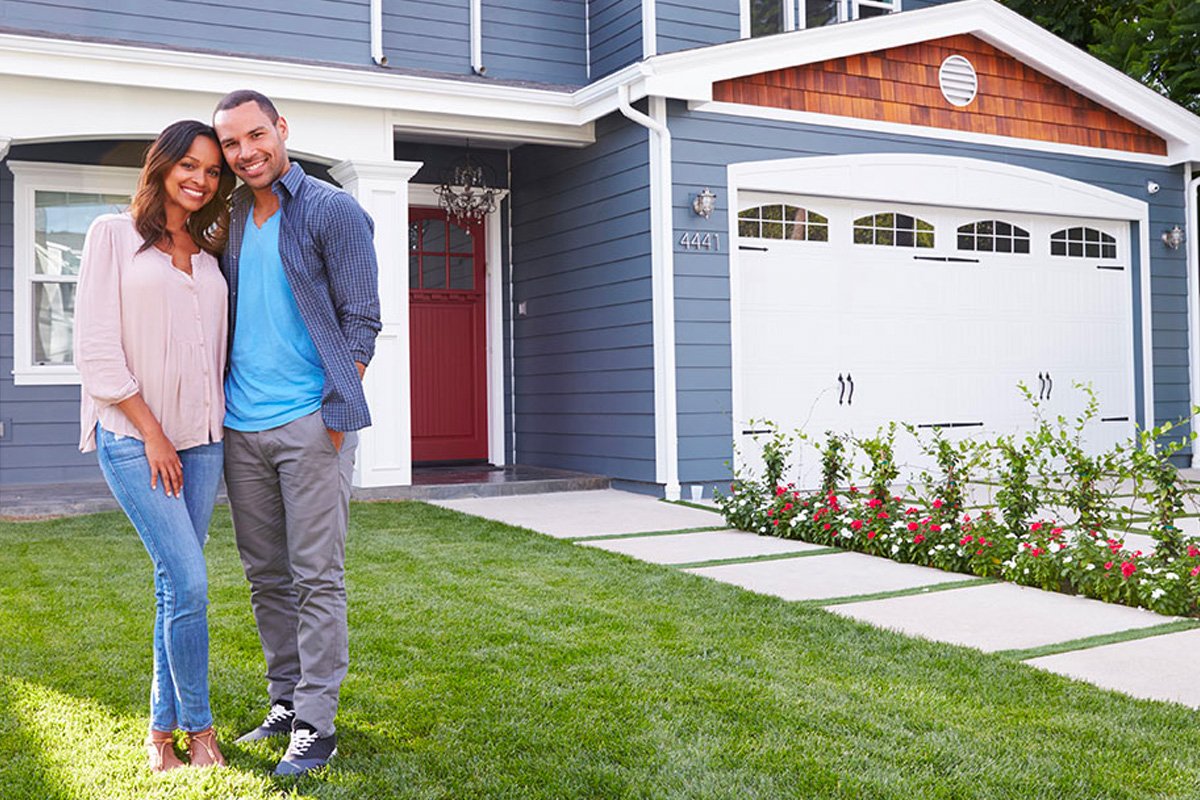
[692,188,717,219]
[938,55,979,107]
[1162,225,1185,250]
[1038,372,1054,400]
[912,255,980,263]
[838,373,855,405]
[742,428,775,435]
[1102,416,1131,423]
[1097,264,1126,271]
[916,421,984,429]
[678,232,722,251]
[739,245,769,251]
[853,212,934,248]
[957,220,1031,254]
[1051,227,1117,258]
[738,205,829,241]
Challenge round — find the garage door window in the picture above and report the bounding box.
[957,220,1031,254]
[738,204,829,241]
[853,212,935,248]
[1050,227,1117,258]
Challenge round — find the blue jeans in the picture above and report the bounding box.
[95,425,223,732]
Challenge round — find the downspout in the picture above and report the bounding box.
[618,84,681,501]
[642,0,657,59]
[370,0,387,65]
[1187,165,1199,467]
[471,0,486,75]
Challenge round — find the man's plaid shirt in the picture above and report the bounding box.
[223,163,381,432]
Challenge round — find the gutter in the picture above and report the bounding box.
[1188,165,1200,467]
[370,0,386,65]
[617,83,681,501]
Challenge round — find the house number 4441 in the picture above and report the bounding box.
[677,232,721,251]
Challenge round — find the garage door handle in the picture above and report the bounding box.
[837,374,845,405]
[846,373,855,405]
[1038,372,1046,400]
[1045,372,1053,399]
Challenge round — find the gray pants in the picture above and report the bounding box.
[223,410,357,737]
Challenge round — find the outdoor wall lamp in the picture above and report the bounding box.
[1162,225,1185,250]
[692,188,717,219]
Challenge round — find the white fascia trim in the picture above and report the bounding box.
[691,101,1175,167]
[408,184,510,467]
[390,110,593,148]
[632,0,1200,160]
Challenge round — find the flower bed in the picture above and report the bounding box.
[717,396,1200,616]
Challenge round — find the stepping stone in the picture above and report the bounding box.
[830,582,1174,653]
[432,489,722,539]
[686,552,973,602]
[582,530,826,565]
[1026,628,1200,708]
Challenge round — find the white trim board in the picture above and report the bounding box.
[725,153,1155,447]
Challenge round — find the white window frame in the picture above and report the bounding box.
[8,161,140,386]
[742,0,901,38]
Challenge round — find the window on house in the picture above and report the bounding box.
[1050,227,1117,259]
[738,205,829,241]
[853,212,934,247]
[8,162,139,385]
[957,220,1031,254]
[748,0,900,37]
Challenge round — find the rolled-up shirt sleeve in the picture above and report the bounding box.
[74,217,140,407]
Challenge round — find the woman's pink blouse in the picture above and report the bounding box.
[75,213,228,453]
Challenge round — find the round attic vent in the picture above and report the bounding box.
[939,55,978,107]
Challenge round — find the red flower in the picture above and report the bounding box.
[772,519,779,526]
[1191,565,1200,577]
[823,523,832,531]
[1121,561,1137,579]
[960,535,974,546]
[963,514,972,523]
[907,521,919,532]
[929,524,942,533]
[849,485,859,494]
[1050,528,1063,539]
[1031,548,1043,557]
[913,534,926,545]
[783,503,793,511]
[867,498,883,509]
[767,508,774,517]
[1104,561,1114,571]
[850,519,864,531]
[975,549,984,555]
[933,499,944,510]
[906,507,919,515]
[867,531,877,540]
[1030,522,1043,533]
[775,486,786,496]
[877,512,890,520]
[1188,545,1200,558]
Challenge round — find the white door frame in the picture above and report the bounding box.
[408,185,508,467]
[727,153,1154,473]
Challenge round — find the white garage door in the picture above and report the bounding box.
[734,193,1136,487]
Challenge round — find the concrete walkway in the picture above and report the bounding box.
[433,489,1200,709]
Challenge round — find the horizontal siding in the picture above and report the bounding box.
[483,0,587,84]
[382,0,469,74]
[668,100,1194,482]
[2,0,373,65]
[656,0,740,55]
[510,112,655,483]
[588,0,641,78]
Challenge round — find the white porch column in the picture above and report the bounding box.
[329,159,423,488]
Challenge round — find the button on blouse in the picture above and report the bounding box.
[75,213,228,453]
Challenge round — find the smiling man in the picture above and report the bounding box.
[212,90,380,777]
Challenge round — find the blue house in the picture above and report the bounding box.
[1,0,1197,500]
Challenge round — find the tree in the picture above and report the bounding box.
[1002,0,1200,114]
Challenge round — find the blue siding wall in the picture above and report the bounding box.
[656,0,740,56]
[1,0,373,65]
[588,0,642,78]
[667,101,1194,482]
[483,0,587,84]
[510,112,656,481]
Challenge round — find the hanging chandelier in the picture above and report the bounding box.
[435,147,500,223]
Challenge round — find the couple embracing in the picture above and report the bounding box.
[74,90,379,776]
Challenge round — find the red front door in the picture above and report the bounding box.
[409,208,488,463]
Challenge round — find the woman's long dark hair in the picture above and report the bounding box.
[130,120,234,255]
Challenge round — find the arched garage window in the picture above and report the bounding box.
[957,220,1031,254]
[738,204,829,241]
[1050,227,1117,258]
[853,212,935,248]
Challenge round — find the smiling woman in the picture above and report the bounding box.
[72,119,235,773]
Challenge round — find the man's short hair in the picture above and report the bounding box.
[214,90,280,123]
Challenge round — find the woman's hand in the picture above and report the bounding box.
[144,431,183,498]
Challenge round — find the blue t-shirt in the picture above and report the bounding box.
[224,208,325,431]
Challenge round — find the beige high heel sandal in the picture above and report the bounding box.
[146,729,185,772]
[184,727,227,768]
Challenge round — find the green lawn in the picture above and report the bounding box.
[2,502,1200,800]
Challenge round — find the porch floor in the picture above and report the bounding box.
[0,464,609,519]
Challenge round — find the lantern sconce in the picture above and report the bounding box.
[1161,225,1184,250]
[692,188,717,219]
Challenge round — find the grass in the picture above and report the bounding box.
[2,502,1200,799]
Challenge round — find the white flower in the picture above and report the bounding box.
[1063,556,1073,564]
[1151,588,1166,600]
[1086,563,1096,571]
[891,544,900,554]
[1050,542,1064,553]
[1167,573,1180,580]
